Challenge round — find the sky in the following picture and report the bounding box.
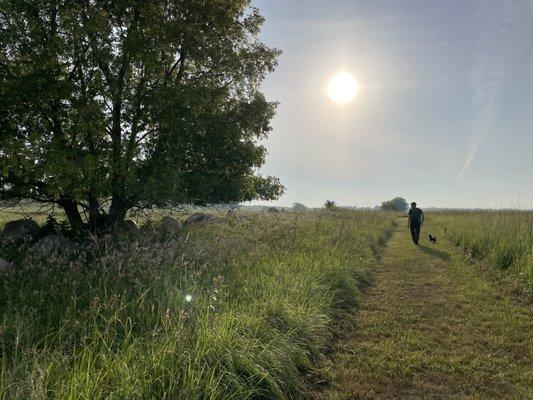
[251,0,533,209]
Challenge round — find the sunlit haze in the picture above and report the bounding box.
[328,72,359,105]
[254,0,533,209]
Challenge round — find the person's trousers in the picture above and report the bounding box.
[410,222,421,244]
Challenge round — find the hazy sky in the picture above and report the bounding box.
[252,0,533,209]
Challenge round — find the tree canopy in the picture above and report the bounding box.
[0,0,284,231]
[292,202,307,212]
[380,197,408,212]
[324,200,336,209]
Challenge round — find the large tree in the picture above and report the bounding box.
[380,197,408,212]
[0,0,283,231]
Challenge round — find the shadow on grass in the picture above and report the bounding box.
[419,244,451,261]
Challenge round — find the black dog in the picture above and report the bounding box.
[428,234,437,244]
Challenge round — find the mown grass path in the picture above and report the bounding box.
[322,219,532,400]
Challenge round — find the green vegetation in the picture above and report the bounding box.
[321,220,533,400]
[434,211,533,290]
[0,210,394,399]
[0,0,283,232]
[324,200,336,209]
[380,197,408,212]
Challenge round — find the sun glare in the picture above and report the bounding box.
[327,72,359,105]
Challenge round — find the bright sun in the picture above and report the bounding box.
[327,72,359,105]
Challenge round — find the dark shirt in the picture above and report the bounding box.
[408,207,423,224]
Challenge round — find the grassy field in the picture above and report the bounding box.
[433,211,533,291]
[321,219,533,399]
[0,209,395,399]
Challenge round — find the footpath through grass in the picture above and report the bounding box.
[321,218,532,400]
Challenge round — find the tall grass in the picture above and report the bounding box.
[434,211,533,289]
[0,210,395,399]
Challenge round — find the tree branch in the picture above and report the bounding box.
[125,67,147,164]
[0,60,15,78]
[134,127,159,146]
[175,49,186,83]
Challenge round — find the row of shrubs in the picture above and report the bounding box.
[0,209,395,399]
[435,211,533,290]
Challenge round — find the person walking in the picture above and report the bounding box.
[407,202,424,245]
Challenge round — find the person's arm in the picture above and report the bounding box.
[407,214,411,228]
[420,210,424,225]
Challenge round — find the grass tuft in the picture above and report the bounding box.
[435,211,533,290]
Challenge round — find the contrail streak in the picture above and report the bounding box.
[457,0,528,181]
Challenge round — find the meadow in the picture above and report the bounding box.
[0,209,395,400]
[434,211,533,291]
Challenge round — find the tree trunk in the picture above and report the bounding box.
[108,195,128,227]
[59,198,84,232]
[87,191,104,232]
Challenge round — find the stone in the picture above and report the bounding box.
[159,216,182,235]
[2,219,40,242]
[119,219,139,235]
[239,213,251,221]
[30,234,76,257]
[185,212,213,224]
[140,221,156,234]
[227,210,250,221]
[0,258,14,273]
